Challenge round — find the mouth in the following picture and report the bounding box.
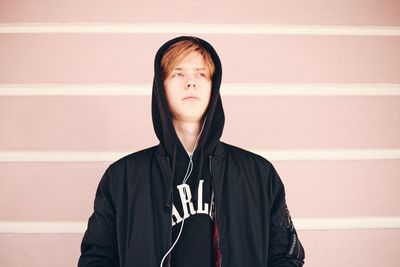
[182,96,200,101]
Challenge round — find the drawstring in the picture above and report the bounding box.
[192,146,204,205]
[164,145,176,208]
[171,145,177,180]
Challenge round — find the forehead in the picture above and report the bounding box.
[174,51,205,68]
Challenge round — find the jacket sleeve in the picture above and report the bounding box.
[267,164,305,267]
[78,167,119,267]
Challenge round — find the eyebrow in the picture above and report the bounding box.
[173,67,206,71]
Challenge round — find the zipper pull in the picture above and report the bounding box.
[164,156,173,208]
[209,155,212,175]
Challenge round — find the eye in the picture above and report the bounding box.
[171,72,184,78]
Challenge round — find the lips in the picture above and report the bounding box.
[182,96,200,100]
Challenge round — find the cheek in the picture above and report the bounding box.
[163,81,179,107]
[204,83,212,102]
[163,80,172,96]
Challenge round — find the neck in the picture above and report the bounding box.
[172,119,202,155]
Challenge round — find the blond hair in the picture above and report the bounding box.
[161,40,215,80]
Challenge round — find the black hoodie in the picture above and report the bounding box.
[78,36,305,267]
[152,36,224,266]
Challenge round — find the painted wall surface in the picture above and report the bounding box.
[0,1,399,266]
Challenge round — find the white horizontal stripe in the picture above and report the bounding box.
[255,148,400,161]
[0,151,128,162]
[0,148,399,162]
[0,84,151,96]
[294,216,400,230]
[1,83,400,96]
[223,83,400,96]
[0,221,86,234]
[1,217,399,233]
[1,23,400,36]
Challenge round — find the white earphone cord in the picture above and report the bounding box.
[159,157,193,267]
[159,118,206,267]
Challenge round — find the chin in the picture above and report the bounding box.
[178,114,204,123]
[179,110,207,121]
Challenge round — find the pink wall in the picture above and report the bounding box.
[1,1,400,266]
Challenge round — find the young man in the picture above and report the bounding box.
[78,36,305,267]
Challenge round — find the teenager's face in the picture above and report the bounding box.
[163,52,212,124]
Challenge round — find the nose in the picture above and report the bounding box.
[186,78,196,88]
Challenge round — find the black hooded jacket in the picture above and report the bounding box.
[78,36,305,267]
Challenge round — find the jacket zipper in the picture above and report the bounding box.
[209,155,223,267]
[166,156,173,267]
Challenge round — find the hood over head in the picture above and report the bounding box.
[152,36,225,159]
